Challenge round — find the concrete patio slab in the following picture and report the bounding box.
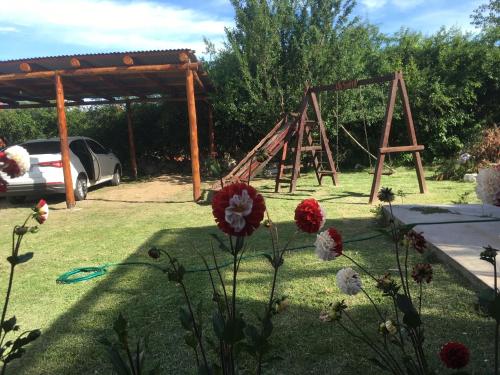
[384,204,500,290]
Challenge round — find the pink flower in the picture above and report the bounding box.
[34,199,49,224]
[294,199,326,233]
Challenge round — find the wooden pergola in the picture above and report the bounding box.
[0,49,215,207]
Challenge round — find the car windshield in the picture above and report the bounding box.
[21,141,61,154]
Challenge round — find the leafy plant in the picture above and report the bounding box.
[142,183,293,374]
[100,313,158,375]
[0,200,48,374]
[320,187,472,374]
[476,246,499,375]
[452,191,471,205]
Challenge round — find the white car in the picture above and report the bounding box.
[0,136,122,203]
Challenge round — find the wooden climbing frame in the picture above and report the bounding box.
[275,88,338,193]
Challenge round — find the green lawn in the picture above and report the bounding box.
[0,168,493,374]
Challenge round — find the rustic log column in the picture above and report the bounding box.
[54,74,76,208]
[185,68,201,201]
[207,103,215,157]
[125,101,138,179]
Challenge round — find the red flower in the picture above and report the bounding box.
[294,199,326,233]
[439,342,470,369]
[407,231,426,253]
[412,263,433,284]
[212,183,265,236]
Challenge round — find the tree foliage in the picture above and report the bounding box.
[0,0,498,172]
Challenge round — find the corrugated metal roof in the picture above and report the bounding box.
[0,49,196,64]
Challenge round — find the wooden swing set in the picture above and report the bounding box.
[220,71,427,203]
[276,71,427,203]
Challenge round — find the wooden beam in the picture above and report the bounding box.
[19,63,31,72]
[0,96,209,109]
[125,101,138,179]
[379,145,424,154]
[122,55,134,66]
[0,63,200,81]
[369,77,398,204]
[179,52,189,62]
[193,71,204,90]
[311,73,397,93]
[54,74,76,209]
[185,68,201,201]
[70,58,81,68]
[397,72,427,193]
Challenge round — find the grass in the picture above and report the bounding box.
[0,168,494,374]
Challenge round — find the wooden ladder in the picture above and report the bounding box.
[275,90,338,192]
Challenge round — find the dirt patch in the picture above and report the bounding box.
[87,174,195,203]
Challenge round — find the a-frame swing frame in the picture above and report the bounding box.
[275,71,427,203]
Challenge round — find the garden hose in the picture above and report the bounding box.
[56,218,500,285]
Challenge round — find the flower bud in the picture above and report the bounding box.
[148,247,161,259]
[14,227,29,235]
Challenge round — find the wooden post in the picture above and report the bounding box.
[290,105,307,193]
[125,101,138,179]
[369,78,398,204]
[397,73,427,193]
[309,91,338,186]
[207,103,216,157]
[275,138,288,192]
[185,68,201,201]
[54,74,76,208]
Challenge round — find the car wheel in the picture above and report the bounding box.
[8,196,26,204]
[110,166,121,186]
[74,174,88,201]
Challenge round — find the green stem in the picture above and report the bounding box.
[388,203,409,298]
[361,288,384,321]
[343,253,378,283]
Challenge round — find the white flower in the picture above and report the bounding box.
[224,189,253,232]
[0,145,30,177]
[336,267,362,295]
[463,173,477,183]
[476,166,500,205]
[315,229,342,261]
[385,320,397,335]
[458,153,471,164]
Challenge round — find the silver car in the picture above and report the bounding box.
[0,136,122,203]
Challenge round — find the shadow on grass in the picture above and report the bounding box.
[11,217,494,374]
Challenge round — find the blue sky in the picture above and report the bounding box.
[0,0,482,61]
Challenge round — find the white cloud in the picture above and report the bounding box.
[0,0,232,52]
[0,26,18,33]
[391,0,425,10]
[410,8,477,34]
[361,0,388,9]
